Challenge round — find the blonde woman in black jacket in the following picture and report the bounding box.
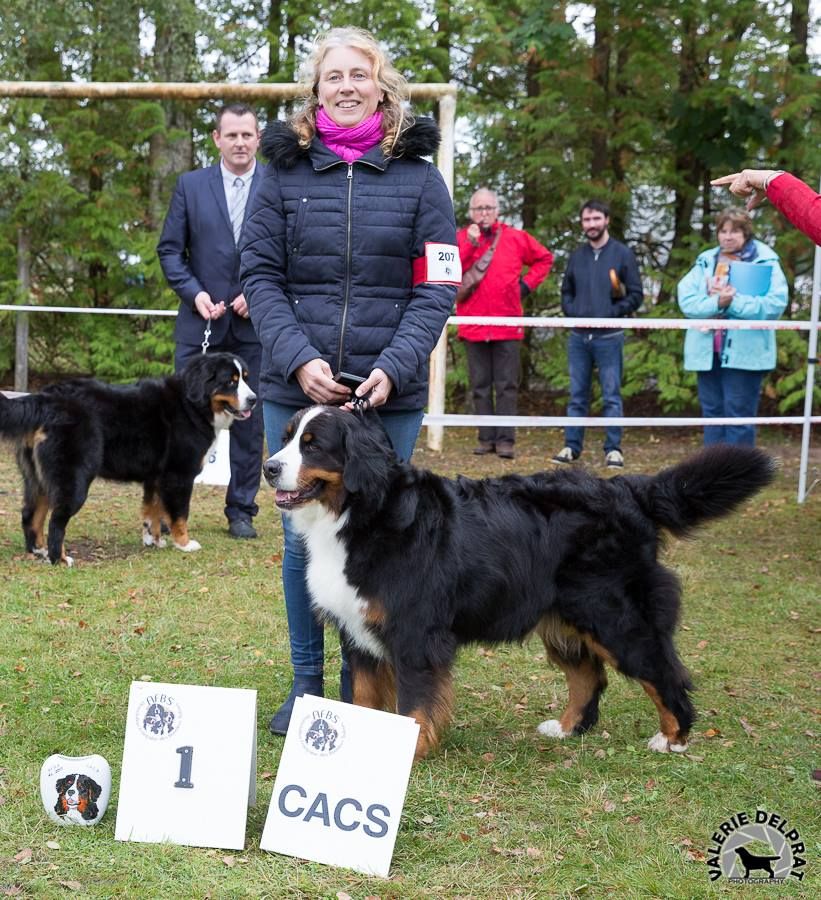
[241,26,458,735]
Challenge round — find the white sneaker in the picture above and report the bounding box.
[552,446,579,464]
[605,450,624,468]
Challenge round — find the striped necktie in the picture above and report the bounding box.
[228,176,246,245]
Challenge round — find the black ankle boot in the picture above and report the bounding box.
[269,674,324,735]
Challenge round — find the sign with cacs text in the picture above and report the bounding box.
[260,695,419,877]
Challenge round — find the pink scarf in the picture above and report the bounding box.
[316,108,383,163]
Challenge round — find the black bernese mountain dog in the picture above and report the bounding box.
[263,406,775,761]
[0,353,255,565]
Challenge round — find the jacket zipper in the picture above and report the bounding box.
[337,163,354,373]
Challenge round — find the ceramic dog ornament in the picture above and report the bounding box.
[40,754,111,826]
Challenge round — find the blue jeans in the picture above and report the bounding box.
[697,357,764,446]
[263,401,424,676]
[564,331,624,455]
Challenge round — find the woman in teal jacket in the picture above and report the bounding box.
[677,207,787,446]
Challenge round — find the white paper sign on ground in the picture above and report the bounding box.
[195,429,231,486]
[115,681,257,849]
[260,695,419,877]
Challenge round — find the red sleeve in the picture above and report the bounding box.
[767,173,821,246]
[457,228,485,269]
[520,232,554,291]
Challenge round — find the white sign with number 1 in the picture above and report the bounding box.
[115,681,257,849]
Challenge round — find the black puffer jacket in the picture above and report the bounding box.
[240,117,457,410]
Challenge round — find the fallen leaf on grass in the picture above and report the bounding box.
[46,840,60,850]
[702,728,720,738]
[1,887,23,896]
[260,771,274,780]
[696,640,708,650]
[625,815,642,824]
[602,800,616,813]
[739,718,755,737]
[222,856,235,867]
[491,846,542,858]
[13,848,32,864]
[685,848,706,862]
[420,815,434,825]
[58,882,82,891]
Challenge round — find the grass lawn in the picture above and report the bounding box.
[0,424,818,899]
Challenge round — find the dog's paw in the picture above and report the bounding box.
[174,539,201,553]
[30,547,49,560]
[537,719,569,739]
[647,731,688,753]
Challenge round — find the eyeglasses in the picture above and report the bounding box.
[470,205,497,213]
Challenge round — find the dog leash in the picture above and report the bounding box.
[201,320,211,355]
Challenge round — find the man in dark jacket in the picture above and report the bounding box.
[157,104,265,539]
[552,199,642,468]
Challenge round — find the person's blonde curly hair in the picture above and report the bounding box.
[290,27,412,156]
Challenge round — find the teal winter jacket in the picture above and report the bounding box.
[676,240,788,372]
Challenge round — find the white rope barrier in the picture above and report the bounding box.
[422,414,821,427]
[448,315,818,330]
[0,305,177,316]
[2,306,817,330]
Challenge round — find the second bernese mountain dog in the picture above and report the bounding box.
[0,353,255,565]
[263,406,775,762]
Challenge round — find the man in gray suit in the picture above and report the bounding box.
[158,104,264,538]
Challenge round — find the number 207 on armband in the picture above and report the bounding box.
[412,242,462,285]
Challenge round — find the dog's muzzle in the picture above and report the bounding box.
[262,457,282,488]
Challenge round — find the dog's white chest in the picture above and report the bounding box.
[290,507,385,660]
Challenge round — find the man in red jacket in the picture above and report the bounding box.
[457,189,553,459]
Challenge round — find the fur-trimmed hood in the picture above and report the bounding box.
[260,116,441,168]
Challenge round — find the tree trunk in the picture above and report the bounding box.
[590,1,612,180]
[148,7,196,230]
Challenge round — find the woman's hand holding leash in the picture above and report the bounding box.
[296,359,352,405]
[344,368,393,411]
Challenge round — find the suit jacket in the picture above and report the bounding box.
[158,162,262,346]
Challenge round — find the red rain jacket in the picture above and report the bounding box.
[456,222,553,341]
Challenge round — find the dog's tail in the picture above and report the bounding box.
[642,445,776,537]
[0,391,50,437]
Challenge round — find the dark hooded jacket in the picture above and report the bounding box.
[240,117,457,410]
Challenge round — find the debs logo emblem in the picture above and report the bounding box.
[299,707,346,756]
[136,692,182,740]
